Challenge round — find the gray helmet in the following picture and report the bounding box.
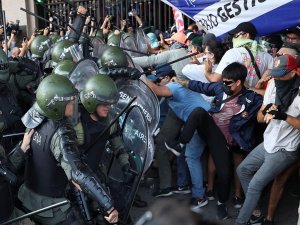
[80,75,119,113]
[35,75,77,120]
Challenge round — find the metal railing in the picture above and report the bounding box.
[41,0,192,32]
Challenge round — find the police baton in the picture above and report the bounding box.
[120,47,150,56]
[2,132,24,138]
[0,200,70,225]
[139,51,198,76]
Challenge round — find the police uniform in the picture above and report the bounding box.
[0,142,28,223]
[18,75,115,225]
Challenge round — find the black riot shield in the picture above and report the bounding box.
[107,105,148,223]
[68,58,99,91]
[111,79,159,172]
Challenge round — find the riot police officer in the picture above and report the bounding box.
[75,75,130,223]
[19,74,118,225]
[0,48,24,151]
[78,75,129,172]
[0,128,33,223]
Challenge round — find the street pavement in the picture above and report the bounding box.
[130,175,300,225]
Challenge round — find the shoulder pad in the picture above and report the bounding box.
[21,105,45,129]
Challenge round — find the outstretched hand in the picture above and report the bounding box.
[20,129,34,152]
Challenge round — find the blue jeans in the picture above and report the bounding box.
[235,142,299,225]
[185,132,205,198]
[176,147,190,187]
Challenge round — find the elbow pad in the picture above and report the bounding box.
[71,164,113,212]
[58,125,114,212]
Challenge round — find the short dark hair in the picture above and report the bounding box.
[222,62,247,84]
[188,24,199,32]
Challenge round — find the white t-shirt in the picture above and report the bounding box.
[181,63,216,103]
[263,82,300,153]
[215,47,274,88]
[263,79,276,105]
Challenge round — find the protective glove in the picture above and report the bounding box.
[267,110,287,120]
[128,67,141,80]
[99,67,141,80]
[262,103,273,116]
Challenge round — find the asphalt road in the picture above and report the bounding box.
[131,176,300,225]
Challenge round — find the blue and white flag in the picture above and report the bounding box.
[161,0,300,38]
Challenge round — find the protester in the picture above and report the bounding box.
[146,64,210,210]
[236,55,300,225]
[205,22,273,96]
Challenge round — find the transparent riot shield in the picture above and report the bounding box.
[120,33,141,58]
[68,59,99,91]
[107,105,148,223]
[136,28,149,54]
[92,37,110,58]
[111,79,158,173]
[113,79,159,134]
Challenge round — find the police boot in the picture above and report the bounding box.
[132,194,147,208]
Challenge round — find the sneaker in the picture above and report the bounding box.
[173,185,191,194]
[217,204,229,220]
[152,187,173,197]
[205,190,215,200]
[261,220,274,225]
[233,196,244,209]
[165,140,184,156]
[248,214,265,225]
[190,197,208,211]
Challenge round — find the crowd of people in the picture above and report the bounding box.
[0,3,300,225]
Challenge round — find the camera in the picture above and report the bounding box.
[6,20,20,36]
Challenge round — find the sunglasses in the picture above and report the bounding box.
[234,31,246,38]
[223,80,235,86]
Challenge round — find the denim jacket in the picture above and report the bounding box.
[188,81,263,151]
